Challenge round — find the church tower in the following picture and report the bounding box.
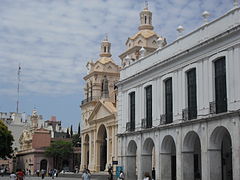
[138,3,153,31]
[119,3,166,67]
[80,37,120,172]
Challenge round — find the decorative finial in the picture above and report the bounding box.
[144,1,148,10]
[177,25,184,38]
[104,33,108,41]
[234,0,239,8]
[202,11,210,24]
[157,36,166,49]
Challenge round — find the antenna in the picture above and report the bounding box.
[16,64,21,113]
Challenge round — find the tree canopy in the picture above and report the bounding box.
[0,120,14,159]
[45,140,73,169]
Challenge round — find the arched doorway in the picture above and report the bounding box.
[84,134,90,168]
[97,124,107,171]
[142,138,155,177]
[127,140,137,180]
[182,131,201,180]
[40,159,47,170]
[209,126,232,180]
[62,160,69,171]
[161,135,176,180]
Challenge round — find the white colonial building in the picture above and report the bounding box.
[117,4,240,180]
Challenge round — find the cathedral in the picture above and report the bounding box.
[80,37,120,172]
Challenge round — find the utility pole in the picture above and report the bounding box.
[16,64,21,113]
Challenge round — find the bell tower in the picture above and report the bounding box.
[138,2,153,30]
[100,36,112,57]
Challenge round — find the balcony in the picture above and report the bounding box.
[81,96,100,105]
[182,107,197,121]
[126,122,135,132]
[160,113,173,125]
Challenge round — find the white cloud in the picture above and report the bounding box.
[0,0,233,97]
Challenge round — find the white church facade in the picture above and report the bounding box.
[117,4,240,180]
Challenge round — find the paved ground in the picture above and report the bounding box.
[0,174,111,180]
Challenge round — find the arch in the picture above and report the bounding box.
[142,138,155,178]
[209,126,231,150]
[161,135,176,154]
[97,124,107,171]
[209,126,232,180]
[143,137,154,154]
[160,135,176,180]
[62,160,70,171]
[126,140,137,180]
[182,131,202,180]
[183,131,201,152]
[138,40,143,45]
[127,140,137,156]
[40,159,47,170]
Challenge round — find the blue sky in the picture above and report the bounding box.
[0,0,233,130]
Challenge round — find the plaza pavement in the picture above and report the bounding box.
[0,173,110,180]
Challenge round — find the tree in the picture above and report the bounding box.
[0,120,14,159]
[70,125,73,138]
[72,134,81,147]
[45,140,73,170]
[66,128,70,138]
[78,123,81,135]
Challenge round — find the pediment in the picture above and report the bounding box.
[88,101,116,122]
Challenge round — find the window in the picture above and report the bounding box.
[215,57,227,113]
[165,78,173,123]
[145,16,147,24]
[145,85,152,128]
[104,46,106,53]
[90,81,93,100]
[129,92,135,131]
[86,83,89,100]
[187,69,197,120]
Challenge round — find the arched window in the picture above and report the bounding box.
[145,16,147,24]
[104,46,106,53]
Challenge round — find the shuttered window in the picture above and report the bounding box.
[215,57,227,113]
[146,85,152,128]
[165,78,173,123]
[187,69,197,120]
[129,92,135,131]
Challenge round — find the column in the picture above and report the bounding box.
[80,136,85,170]
[137,136,142,180]
[176,128,183,180]
[200,124,209,180]
[231,119,240,180]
